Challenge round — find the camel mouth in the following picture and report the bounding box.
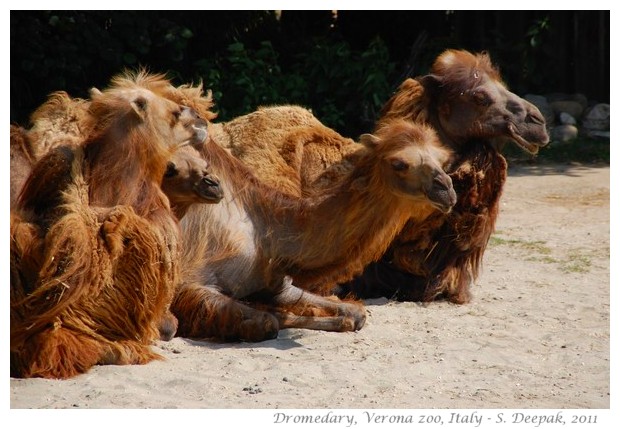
[433,201,453,214]
[508,123,548,155]
[426,186,457,214]
[195,175,223,203]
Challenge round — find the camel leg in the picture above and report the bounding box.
[275,314,357,332]
[272,276,366,332]
[424,264,472,304]
[157,309,178,341]
[12,326,109,379]
[171,283,279,342]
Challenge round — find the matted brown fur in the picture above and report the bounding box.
[10,71,204,379]
[209,105,359,197]
[9,74,216,220]
[340,49,547,303]
[10,125,37,207]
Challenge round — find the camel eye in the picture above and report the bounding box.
[390,159,409,172]
[164,162,178,178]
[472,91,491,107]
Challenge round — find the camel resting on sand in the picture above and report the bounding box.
[172,118,456,341]
[207,49,550,304]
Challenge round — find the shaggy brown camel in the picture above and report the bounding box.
[339,49,549,303]
[10,90,221,219]
[206,49,549,303]
[10,71,208,379]
[10,87,224,345]
[171,118,456,342]
[11,134,223,344]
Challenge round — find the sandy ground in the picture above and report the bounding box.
[7,163,611,419]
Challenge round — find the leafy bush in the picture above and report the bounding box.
[193,36,395,136]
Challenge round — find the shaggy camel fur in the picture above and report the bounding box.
[10,92,93,206]
[10,71,208,379]
[10,125,36,207]
[11,130,223,345]
[340,49,549,303]
[206,49,549,303]
[10,89,220,218]
[172,119,456,341]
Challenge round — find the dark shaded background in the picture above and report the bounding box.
[10,10,609,137]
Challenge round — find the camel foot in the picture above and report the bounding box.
[158,310,178,341]
[237,312,279,342]
[337,301,367,331]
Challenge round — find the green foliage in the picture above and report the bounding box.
[294,37,395,131]
[193,36,395,136]
[11,11,196,122]
[519,16,554,90]
[11,10,608,147]
[194,40,298,121]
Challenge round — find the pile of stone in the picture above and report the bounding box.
[524,93,610,143]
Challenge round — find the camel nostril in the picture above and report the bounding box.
[202,176,219,187]
[433,174,452,191]
[527,112,545,126]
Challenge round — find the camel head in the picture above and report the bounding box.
[172,104,209,148]
[418,49,549,154]
[360,120,457,213]
[91,71,210,151]
[161,145,224,208]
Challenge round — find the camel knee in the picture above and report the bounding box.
[101,209,132,256]
[158,310,179,341]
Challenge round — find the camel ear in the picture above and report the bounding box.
[359,133,380,149]
[418,74,442,92]
[130,96,148,120]
[89,87,103,98]
[350,177,369,191]
[192,125,209,146]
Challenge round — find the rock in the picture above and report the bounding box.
[582,103,610,131]
[547,92,588,110]
[583,130,610,139]
[571,93,589,111]
[550,100,584,120]
[525,94,554,126]
[551,125,579,143]
[559,112,577,125]
[546,92,569,103]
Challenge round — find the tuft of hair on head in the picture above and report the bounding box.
[430,49,504,96]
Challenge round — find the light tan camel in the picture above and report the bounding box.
[171,118,456,341]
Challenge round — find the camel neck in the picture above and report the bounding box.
[85,139,169,218]
[264,163,415,272]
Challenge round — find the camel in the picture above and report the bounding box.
[204,49,549,303]
[161,144,224,219]
[172,118,456,341]
[11,131,223,345]
[10,89,221,219]
[9,72,456,344]
[10,71,209,379]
